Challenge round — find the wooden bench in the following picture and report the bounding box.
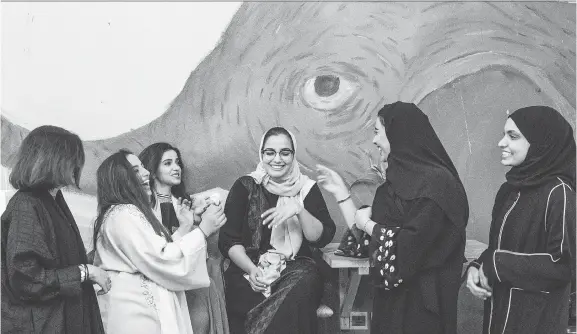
[320,239,488,330]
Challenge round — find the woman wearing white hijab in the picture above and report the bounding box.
[218,127,336,334]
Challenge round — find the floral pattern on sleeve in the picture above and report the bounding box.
[334,226,371,258]
[370,226,403,290]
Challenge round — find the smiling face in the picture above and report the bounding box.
[373,118,391,164]
[154,149,182,188]
[261,134,295,181]
[498,118,531,167]
[126,153,152,196]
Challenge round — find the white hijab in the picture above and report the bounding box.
[248,129,315,260]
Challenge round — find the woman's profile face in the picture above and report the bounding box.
[261,134,294,181]
[126,154,152,196]
[154,150,182,188]
[373,118,391,164]
[498,118,530,167]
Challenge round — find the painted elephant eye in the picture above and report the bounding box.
[301,74,359,111]
[315,75,340,97]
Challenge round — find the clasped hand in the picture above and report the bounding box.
[261,198,303,229]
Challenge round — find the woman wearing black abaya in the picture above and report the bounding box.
[317,101,469,334]
[466,106,576,334]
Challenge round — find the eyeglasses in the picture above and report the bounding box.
[261,148,294,160]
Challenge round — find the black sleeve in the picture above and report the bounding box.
[218,178,249,259]
[469,184,508,271]
[5,198,82,302]
[369,198,447,289]
[303,183,336,248]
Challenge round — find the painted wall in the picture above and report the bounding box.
[2,2,575,248]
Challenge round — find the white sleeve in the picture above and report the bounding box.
[103,205,210,291]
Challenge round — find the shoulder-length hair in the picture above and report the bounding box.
[92,149,172,251]
[139,142,190,208]
[9,125,85,190]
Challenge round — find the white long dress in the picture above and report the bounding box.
[94,204,210,334]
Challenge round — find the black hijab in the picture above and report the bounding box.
[506,106,576,190]
[377,101,469,230]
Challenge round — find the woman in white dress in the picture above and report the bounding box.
[92,149,227,334]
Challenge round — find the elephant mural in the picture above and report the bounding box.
[2,2,575,247]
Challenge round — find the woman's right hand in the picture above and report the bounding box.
[466,266,492,300]
[198,204,227,237]
[248,266,268,292]
[316,164,349,200]
[86,264,111,295]
[175,197,195,231]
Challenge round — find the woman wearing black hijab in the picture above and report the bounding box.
[317,101,469,334]
[466,106,576,334]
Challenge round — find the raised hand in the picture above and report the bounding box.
[175,197,195,230]
[261,197,303,229]
[316,164,349,200]
[198,203,227,237]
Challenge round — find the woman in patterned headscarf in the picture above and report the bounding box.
[218,126,336,334]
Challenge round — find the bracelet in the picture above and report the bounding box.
[78,265,85,282]
[79,264,87,282]
[337,193,351,204]
[362,219,372,232]
[198,226,208,238]
[84,264,89,282]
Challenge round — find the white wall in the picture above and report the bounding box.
[1,2,241,249]
[2,2,241,140]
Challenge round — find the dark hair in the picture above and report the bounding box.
[262,127,294,151]
[138,143,190,208]
[92,150,172,252]
[10,125,85,190]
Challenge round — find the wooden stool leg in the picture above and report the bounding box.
[339,268,362,330]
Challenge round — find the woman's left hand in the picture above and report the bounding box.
[261,198,303,229]
[175,197,195,229]
[354,207,372,231]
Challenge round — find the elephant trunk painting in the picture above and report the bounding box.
[2,2,575,242]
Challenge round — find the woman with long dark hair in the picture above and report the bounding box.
[1,125,108,333]
[92,150,226,334]
[139,142,229,334]
[466,106,575,334]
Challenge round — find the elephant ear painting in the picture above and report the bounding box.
[2,2,575,247]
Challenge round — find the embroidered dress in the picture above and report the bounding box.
[94,204,210,334]
[153,194,230,334]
